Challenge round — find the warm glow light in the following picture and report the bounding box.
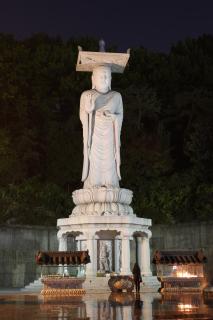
[176,271,197,278]
[178,303,197,311]
[172,266,198,278]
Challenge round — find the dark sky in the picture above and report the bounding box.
[1,0,213,52]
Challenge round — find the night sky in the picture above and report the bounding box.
[1,0,213,52]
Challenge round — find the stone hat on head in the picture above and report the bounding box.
[76,40,130,73]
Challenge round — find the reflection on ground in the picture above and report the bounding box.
[0,292,212,319]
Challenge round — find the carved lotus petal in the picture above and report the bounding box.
[72,188,133,205]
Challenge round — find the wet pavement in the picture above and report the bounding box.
[0,291,212,319]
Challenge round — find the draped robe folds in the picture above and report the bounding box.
[80,89,123,189]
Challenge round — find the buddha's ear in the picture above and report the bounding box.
[92,74,95,89]
[109,74,112,90]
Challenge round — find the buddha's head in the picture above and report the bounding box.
[92,65,111,93]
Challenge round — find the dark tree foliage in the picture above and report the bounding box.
[0,33,212,225]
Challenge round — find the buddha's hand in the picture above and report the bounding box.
[104,110,116,121]
[84,92,95,113]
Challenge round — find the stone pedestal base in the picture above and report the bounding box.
[57,215,152,279]
[58,186,153,284]
[41,276,86,296]
[72,187,134,216]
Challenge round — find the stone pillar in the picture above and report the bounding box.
[75,234,88,277]
[120,232,132,275]
[93,235,98,275]
[85,232,98,276]
[57,232,68,275]
[76,240,81,251]
[139,235,152,276]
[114,237,121,273]
[137,236,142,270]
[58,233,67,251]
[76,234,85,251]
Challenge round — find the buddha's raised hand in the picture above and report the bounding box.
[84,92,95,113]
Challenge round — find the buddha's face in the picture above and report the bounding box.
[92,66,111,93]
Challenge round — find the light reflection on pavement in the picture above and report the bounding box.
[0,292,212,319]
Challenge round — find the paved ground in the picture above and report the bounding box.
[0,291,212,319]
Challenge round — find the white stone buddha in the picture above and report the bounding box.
[80,65,123,189]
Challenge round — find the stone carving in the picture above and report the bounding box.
[73,187,133,205]
[99,240,112,272]
[76,51,130,73]
[71,62,135,217]
[72,187,134,216]
[99,39,106,52]
[56,46,154,282]
[80,65,122,189]
[72,202,133,216]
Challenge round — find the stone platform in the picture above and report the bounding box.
[57,214,153,277]
[57,185,155,283]
[22,275,160,293]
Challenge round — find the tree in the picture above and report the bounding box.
[0,33,213,225]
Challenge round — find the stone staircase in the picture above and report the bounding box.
[141,276,161,292]
[21,278,42,292]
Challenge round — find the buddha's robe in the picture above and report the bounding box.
[80,89,123,188]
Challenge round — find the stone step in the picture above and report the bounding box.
[83,276,110,291]
[142,276,160,284]
[21,278,42,292]
[142,276,160,285]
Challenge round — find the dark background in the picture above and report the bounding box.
[1,0,213,52]
[0,1,213,226]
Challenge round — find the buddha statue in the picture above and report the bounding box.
[80,65,123,189]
